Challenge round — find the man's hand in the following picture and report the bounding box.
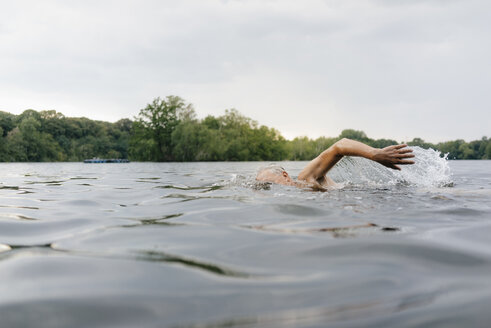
[372,144,415,170]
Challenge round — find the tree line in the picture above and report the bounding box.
[0,109,131,162]
[0,96,489,162]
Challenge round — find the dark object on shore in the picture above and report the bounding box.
[83,158,130,163]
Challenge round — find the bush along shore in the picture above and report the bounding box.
[1,96,490,162]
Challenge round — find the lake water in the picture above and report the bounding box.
[1,148,490,328]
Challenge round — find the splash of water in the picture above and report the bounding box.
[330,147,452,188]
[230,173,272,190]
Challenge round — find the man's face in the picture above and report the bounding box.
[256,169,293,185]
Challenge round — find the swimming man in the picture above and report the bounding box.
[256,138,415,191]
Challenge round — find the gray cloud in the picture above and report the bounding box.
[0,0,489,141]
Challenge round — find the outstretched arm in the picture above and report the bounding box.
[298,138,415,184]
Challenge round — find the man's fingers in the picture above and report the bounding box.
[381,144,415,169]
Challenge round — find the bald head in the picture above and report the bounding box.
[256,164,293,185]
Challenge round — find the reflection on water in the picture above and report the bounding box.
[244,222,400,238]
[135,250,250,278]
[0,157,490,327]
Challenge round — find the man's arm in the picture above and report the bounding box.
[298,138,415,184]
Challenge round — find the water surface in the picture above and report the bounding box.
[1,150,490,327]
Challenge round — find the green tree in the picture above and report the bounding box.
[287,136,317,160]
[370,138,398,148]
[0,111,16,137]
[458,143,475,159]
[7,117,62,161]
[485,142,491,159]
[407,138,435,150]
[131,96,193,161]
[339,129,368,142]
[437,140,465,159]
[172,120,208,161]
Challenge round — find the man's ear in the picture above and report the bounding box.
[282,171,288,177]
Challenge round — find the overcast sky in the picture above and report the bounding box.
[1,0,490,142]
